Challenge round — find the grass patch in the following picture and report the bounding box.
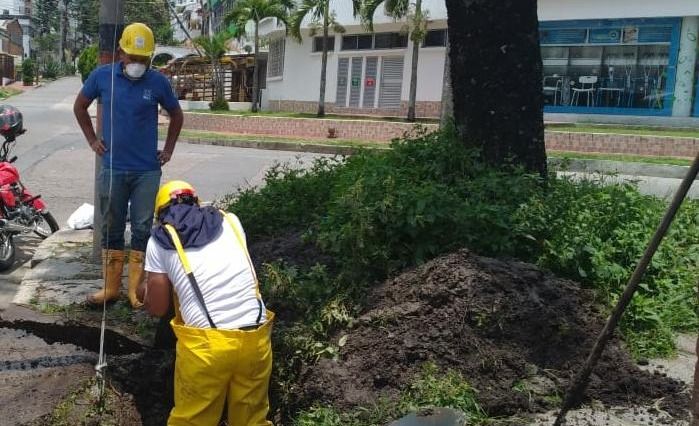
[0,87,21,100]
[547,123,699,139]
[295,362,488,425]
[549,151,693,167]
[187,108,440,124]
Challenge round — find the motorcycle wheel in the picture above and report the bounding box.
[0,234,15,271]
[34,212,59,239]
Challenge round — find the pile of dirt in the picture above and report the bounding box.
[299,249,688,419]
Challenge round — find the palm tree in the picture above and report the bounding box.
[290,0,345,117]
[225,0,291,112]
[194,31,233,110]
[355,0,428,122]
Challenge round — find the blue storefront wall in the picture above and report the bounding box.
[541,18,682,116]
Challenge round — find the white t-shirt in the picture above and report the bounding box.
[145,213,267,329]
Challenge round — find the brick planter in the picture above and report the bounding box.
[184,112,437,142]
[183,113,697,158]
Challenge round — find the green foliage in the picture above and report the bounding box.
[125,0,173,45]
[61,63,76,76]
[229,128,699,361]
[42,60,60,80]
[209,98,230,111]
[77,45,98,82]
[295,363,487,425]
[21,59,35,85]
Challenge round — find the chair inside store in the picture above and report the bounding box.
[571,76,598,106]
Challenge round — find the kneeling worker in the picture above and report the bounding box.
[138,180,274,426]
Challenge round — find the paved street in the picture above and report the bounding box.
[0,76,320,282]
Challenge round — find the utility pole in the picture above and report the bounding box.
[93,0,124,261]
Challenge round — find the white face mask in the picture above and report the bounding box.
[125,62,147,79]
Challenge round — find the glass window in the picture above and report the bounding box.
[423,29,447,47]
[342,35,373,50]
[375,32,408,49]
[312,37,335,53]
[267,38,285,78]
[541,19,675,111]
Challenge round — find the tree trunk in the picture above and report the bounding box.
[317,1,329,117]
[439,39,453,127]
[406,0,421,122]
[61,1,69,64]
[252,21,260,112]
[445,0,547,177]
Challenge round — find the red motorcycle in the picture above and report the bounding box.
[0,105,59,270]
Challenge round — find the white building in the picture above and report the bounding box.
[259,0,699,119]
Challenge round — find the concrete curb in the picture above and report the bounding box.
[180,137,693,180]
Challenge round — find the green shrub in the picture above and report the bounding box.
[21,59,35,85]
[62,63,76,76]
[209,98,230,111]
[228,129,699,359]
[77,45,98,82]
[42,60,60,80]
[295,363,487,425]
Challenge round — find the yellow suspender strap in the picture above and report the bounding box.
[220,211,264,324]
[164,224,217,328]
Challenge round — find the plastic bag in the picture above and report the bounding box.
[67,203,94,230]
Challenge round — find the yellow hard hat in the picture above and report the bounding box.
[119,23,155,57]
[155,180,198,217]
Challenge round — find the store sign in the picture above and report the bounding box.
[351,77,360,87]
[366,77,375,87]
[589,28,621,44]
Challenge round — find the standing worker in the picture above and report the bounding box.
[138,180,274,426]
[73,23,184,308]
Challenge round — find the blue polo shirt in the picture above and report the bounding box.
[81,62,180,171]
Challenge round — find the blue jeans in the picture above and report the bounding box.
[99,168,161,251]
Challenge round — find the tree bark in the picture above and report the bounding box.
[406,0,421,122]
[61,1,69,64]
[445,0,547,176]
[440,39,452,127]
[317,1,329,117]
[252,20,260,112]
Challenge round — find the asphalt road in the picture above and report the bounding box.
[0,76,319,280]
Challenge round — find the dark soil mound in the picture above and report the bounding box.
[299,249,686,417]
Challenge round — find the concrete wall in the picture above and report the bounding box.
[538,0,699,21]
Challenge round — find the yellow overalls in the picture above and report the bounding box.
[163,213,274,426]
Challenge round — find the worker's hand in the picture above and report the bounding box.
[158,149,172,166]
[89,138,106,156]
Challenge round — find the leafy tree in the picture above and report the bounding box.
[194,31,233,110]
[354,0,429,122]
[33,0,59,36]
[444,0,547,176]
[125,0,174,45]
[77,45,98,82]
[225,0,291,112]
[70,0,99,48]
[290,0,346,117]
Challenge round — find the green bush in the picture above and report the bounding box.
[77,45,98,82]
[42,60,60,80]
[209,98,230,111]
[228,129,699,360]
[21,59,35,85]
[62,63,76,76]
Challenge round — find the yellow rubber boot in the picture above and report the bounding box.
[87,249,124,305]
[128,250,145,309]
